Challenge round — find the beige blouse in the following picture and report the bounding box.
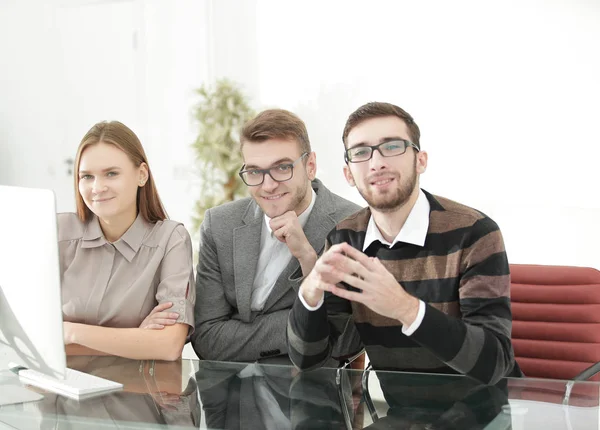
[58,213,195,332]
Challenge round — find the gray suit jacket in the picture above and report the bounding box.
[191,179,360,363]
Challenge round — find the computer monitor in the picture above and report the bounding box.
[0,185,66,405]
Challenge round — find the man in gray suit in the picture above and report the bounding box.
[190,109,359,363]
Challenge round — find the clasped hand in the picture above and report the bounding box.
[300,242,419,325]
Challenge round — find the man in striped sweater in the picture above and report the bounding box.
[287,102,522,384]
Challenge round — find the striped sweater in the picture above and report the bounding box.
[288,190,522,384]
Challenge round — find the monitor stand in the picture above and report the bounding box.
[0,371,44,407]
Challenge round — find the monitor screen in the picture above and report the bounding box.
[0,185,66,380]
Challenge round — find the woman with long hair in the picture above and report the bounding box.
[58,121,194,361]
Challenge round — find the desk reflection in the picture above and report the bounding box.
[195,361,510,430]
[0,358,512,429]
[364,371,510,429]
[30,356,198,428]
[195,361,349,430]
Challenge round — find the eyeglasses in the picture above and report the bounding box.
[344,139,419,163]
[239,153,308,186]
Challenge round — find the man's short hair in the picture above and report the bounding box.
[342,102,421,150]
[241,109,311,154]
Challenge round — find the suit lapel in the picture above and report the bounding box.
[262,181,337,311]
[233,201,263,322]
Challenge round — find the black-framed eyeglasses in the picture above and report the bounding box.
[238,153,308,186]
[344,139,419,163]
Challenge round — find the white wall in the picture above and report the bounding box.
[0,0,209,234]
[139,0,210,232]
[208,0,260,100]
[0,2,74,209]
[252,0,600,268]
[2,0,599,268]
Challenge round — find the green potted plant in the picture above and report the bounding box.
[191,78,255,232]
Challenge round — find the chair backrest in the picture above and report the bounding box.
[510,264,600,381]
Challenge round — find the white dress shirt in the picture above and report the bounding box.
[251,189,316,311]
[300,189,430,335]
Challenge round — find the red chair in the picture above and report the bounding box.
[510,264,600,382]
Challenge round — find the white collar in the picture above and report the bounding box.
[264,188,316,234]
[362,189,430,251]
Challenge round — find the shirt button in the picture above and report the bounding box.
[179,300,184,305]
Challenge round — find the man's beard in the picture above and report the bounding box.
[285,179,310,214]
[357,163,418,213]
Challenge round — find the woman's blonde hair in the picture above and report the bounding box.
[74,121,167,223]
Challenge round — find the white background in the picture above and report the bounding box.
[1,0,599,270]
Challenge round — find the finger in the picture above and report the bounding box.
[151,312,180,320]
[272,226,288,243]
[320,245,355,265]
[152,302,173,313]
[372,256,387,268]
[326,243,352,255]
[345,256,374,281]
[326,252,371,280]
[336,243,373,266]
[320,272,346,286]
[336,249,380,280]
[273,222,305,242]
[142,324,165,330]
[316,244,350,266]
[149,318,178,326]
[304,271,337,292]
[330,284,368,304]
[339,271,370,293]
[269,212,296,230]
[314,261,346,283]
[269,217,285,230]
[314,254,373,289]
[369,256,394,277]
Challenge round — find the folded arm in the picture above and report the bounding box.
[65,344,110,356]
[196,310,290,362]
[65,322,188,361]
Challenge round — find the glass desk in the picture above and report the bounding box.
[0,356,598,429]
